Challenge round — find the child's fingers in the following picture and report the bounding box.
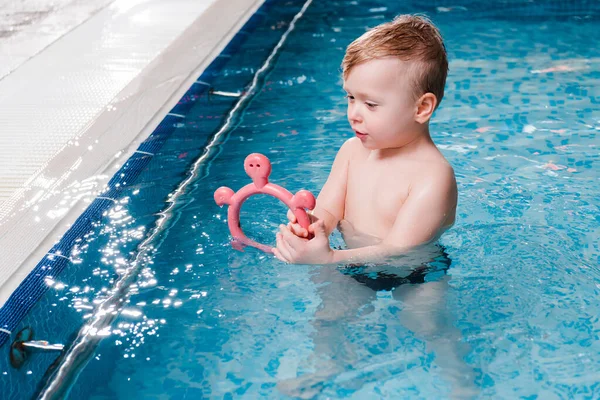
[288,223,308,238]
[287,209,297,223]
[276,232,294,261]
[273,247,288,263]
[279,223,308,242]
[279,225,306,251]
[308,220,324,234]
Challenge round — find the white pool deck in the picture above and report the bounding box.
[0,0,264,306]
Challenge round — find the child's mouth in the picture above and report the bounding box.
[354,130,368,140]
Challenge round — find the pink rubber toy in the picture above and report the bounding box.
[214,153,316,253]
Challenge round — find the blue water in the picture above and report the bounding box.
[2,0,600,398]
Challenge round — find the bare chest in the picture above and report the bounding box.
[344,162,410,235]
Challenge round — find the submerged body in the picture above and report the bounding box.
[272,15,475,398]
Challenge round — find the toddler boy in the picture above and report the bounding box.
[274,14,457,265]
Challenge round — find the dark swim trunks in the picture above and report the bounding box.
[339,246,452,292]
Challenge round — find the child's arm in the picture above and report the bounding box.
[330,165,457,264]
[275,163,457,265]
[287,139,355,237]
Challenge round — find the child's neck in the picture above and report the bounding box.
[375,127,433,159]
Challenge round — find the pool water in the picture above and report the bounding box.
[2,0,600,398]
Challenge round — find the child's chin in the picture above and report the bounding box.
[357,139,375,149]
[360,141,380,150]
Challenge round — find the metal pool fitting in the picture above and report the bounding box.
[10,327,64,369]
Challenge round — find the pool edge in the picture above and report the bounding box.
[0,0,266,338]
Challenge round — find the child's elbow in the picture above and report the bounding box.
[378,241,409,258]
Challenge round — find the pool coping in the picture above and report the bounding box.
[0,0,265,343]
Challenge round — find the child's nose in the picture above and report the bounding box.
[348,104,362,123]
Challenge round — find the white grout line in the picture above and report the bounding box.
[95,197,117,203]
[134,150,155,156]
[47,253,71,261]
[211,90,242,98]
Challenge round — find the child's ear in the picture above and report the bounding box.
[414,93,438,124]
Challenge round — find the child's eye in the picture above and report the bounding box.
[345,95,355,101]
[365,102,378,109]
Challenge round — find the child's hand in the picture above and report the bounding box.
[274,221,333,265]
[286,209,313,238]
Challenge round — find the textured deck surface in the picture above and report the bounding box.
[0,0,263,305]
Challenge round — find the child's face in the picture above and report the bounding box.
[343,57,422,150]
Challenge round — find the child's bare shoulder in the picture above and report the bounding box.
[340,137,364,152]
[334,137,366,161]
[412,150,456,193]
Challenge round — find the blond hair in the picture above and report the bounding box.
[342,15,448,107]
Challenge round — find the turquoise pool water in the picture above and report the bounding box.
[2,0,600,398]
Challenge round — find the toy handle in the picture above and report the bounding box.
[215,185,315,253]
[214,153,316,253]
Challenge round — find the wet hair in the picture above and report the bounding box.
[342,14,448,108]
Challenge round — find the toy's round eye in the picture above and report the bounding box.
[257,164,261,167]
[249,164,254,167]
